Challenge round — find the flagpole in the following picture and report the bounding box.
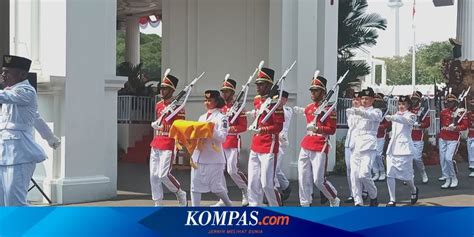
[412,0,416,90]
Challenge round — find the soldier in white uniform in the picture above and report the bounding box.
[0,55,51,206]
[276,91,292,201]
[190,90,232,206]
[344,92,361,203]
[384,95,419,206]
[351,88,381,206]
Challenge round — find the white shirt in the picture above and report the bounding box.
[191,108,229,164]
[0,80,47,165]
[386,110,416,156]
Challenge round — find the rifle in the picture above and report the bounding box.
[450,86,470,126]
[309,70,349,126]
[227,61,264,123]
[249,60,296,130]
[156,71,206,125]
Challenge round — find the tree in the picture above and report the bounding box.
[379,41,452,85]
[338,0,387,94]
[116,31,162,81]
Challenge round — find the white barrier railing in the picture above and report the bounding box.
[117,96,156,123]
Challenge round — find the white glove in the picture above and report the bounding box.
[279,133,289,146]
[413,122,421,128]
[306,123,317,132]
[249,127,261,134]
[151,121,163,130]
[48,136,61,150]
[385,115,393,121]
[293,106,305,114]
[447,124,456,131]
[245,110,256,118]
[353,108,364,116]
[429,137,436,146]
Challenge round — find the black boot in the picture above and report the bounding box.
[369,197,379,207]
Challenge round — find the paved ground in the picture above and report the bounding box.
[55,161,474,207]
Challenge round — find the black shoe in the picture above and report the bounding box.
[362,191,368,200]
[281,186,292,201]
[403,181,407,185]
[411,187,419,205]
[369,198,379,207]
[344,196,354,204]
[355,204,363,207]
[386,201,396,207]
[320,191,328,205]
[263,197,268,205]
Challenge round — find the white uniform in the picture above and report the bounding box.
[385,111,417,180]
[351,106,382,205]
[190,109,231,206]
[344,107,359,197]
[276,106,292,190]
[385,111,417,202]
[0,80,47,206]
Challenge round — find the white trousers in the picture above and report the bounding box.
[412,141,426,174]
[467,138,474,168]
[276,145,290,190]
[344,147,353,197]
[247,151,280,206]
[298,149,337,206]
[224,148,248,190]
[372,138,386,173]
[0,162,36,206]
[438,138,458,178]
[149,148,181,201]
[351,150,377,205]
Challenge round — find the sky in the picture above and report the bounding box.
[365,0,457,57]
[139,0,458,58]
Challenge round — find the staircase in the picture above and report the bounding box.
[121,134,153,164]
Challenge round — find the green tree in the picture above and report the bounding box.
[379,41,452,85]
[116,31,162,81]
[338,0,387,94]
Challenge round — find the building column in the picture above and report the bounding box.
[316,0,338,171]
[0,0,9,56]
[125,16,140,65]
[42,0,120,204]
[457,0,474,60]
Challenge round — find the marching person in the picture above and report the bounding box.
[372,93,390,181]
[190,90,232,207]
[149,73,187,206]
[384,95,419,206]
[410,91,430,183]
[213,78,249,206]
[297,75,340,207]
[351,87,381,206]
[344,92,361,203]
[276,91,292,201]
[467,97,474,177]
[0,55,53,206]
[247,67,284,207]
[438,93,468,189]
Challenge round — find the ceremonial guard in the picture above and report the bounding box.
[213,78,249,206]
[344,92,361,203]
[149,74,187,206]
[276,91,292,201]
[438,93,468,188]
[190,90,232,206]
[410,91,430,183]
[384,95,419,206]
[0,55,52,206]
[467,97,474,177]
[351,87,381,206]
[372,93,390,181]
[247,67,284,206]
[297,76,340,207]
